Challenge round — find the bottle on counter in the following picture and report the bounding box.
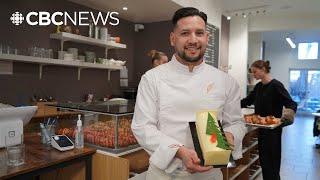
[75,114,84,149]
[88,21,94,38]
[94,26,100,39]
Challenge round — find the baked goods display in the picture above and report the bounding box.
[195,111,231,166]
[244,114,281,129]
[58,118,137,148]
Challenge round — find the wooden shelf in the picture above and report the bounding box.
[229,164,248,180]
[243,141,258,154]
[229,155,259,180]
[224,128,260,180]
[50,32,126,49]
[248,155,259,166]
[0,54,122,80]
[249,167,262,180]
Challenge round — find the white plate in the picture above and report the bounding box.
[241,108,254,115]
[245,121,282,129]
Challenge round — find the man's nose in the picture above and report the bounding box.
[188,33,198,42]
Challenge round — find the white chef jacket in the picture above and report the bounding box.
[132,55,246,178]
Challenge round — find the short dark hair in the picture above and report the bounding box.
[172,7,207,28]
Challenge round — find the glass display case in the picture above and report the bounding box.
[53,100,138,154]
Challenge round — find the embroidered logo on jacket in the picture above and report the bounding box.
[206,83,215,94]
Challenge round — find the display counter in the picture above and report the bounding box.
[52,101,149,180]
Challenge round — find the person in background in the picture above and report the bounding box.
[147,49,168,68]
[132,7,246,180]
[241,60,297,180]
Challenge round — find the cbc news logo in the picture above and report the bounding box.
[10,12,24,26]
[9,11,119,26]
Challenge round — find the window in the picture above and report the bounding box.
[298,42,318,60]
[289,69,320,113]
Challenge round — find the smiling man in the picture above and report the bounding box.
[132,7,246,180]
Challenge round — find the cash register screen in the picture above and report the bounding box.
[0,106,37,126]
[56,136,73,147]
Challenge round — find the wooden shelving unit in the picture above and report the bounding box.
[249,167,262,180]
[222,128,261,180]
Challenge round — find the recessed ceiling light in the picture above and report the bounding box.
[227,16,231,20]
[286,37,296,49]
[122,7,128,11]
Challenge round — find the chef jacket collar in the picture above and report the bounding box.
[171,55,206,74]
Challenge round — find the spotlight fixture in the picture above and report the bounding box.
[224,5,269,20]
[286,37,296,48]
[242,13,247,18]
[227,16,231,20]
[122,7,128,11]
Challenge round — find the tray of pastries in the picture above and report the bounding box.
[244,114,282,129]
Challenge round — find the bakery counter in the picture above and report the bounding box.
[50,101,149,180]
[52,101,138,154]
[0,134,96,180]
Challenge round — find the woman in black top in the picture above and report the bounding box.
[241,60,297,180]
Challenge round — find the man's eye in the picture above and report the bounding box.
[181,32,189,36]
[196,31,204,36]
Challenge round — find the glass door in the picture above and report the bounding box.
[289,69,320,113]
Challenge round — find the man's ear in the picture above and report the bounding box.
[205,31,209,45]
[170,32,175,46]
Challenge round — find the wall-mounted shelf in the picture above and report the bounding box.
[50,32,126,51]
[0,54,122,80]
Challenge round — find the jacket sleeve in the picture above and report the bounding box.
[275,82,297,112]
[241,85,257,108]
[222,76,247,160]
[275,81,297,126]
[131,74,182,170]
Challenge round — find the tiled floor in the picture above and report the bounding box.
[255,114,320,180]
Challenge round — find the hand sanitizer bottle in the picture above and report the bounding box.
[75,114,84,149]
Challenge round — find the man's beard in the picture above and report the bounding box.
[177,47,205,63]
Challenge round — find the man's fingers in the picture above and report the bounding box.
[186,168,196,174]
[193,164,213,172]
[187,164,212,173]
[190,151,200,164]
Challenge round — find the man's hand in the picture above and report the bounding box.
[224,131,234,149]
[175,146,212,173]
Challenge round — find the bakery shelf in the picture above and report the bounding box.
[243,141,258,154]
[249,167,262,180]
[248,155,259,167]
[229,164,248,180]
[229,155,259,180]
[0,54,122,80]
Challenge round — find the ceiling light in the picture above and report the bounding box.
[122,7,128,11]
[227,16,231,20]
[286,37,296,48]
[243,13,247,18]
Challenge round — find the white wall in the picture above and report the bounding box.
[171,0,222,28]
[228,17,249,97]
[249,14,320,32]
[248,32,263,65]
[264,39,320,89]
